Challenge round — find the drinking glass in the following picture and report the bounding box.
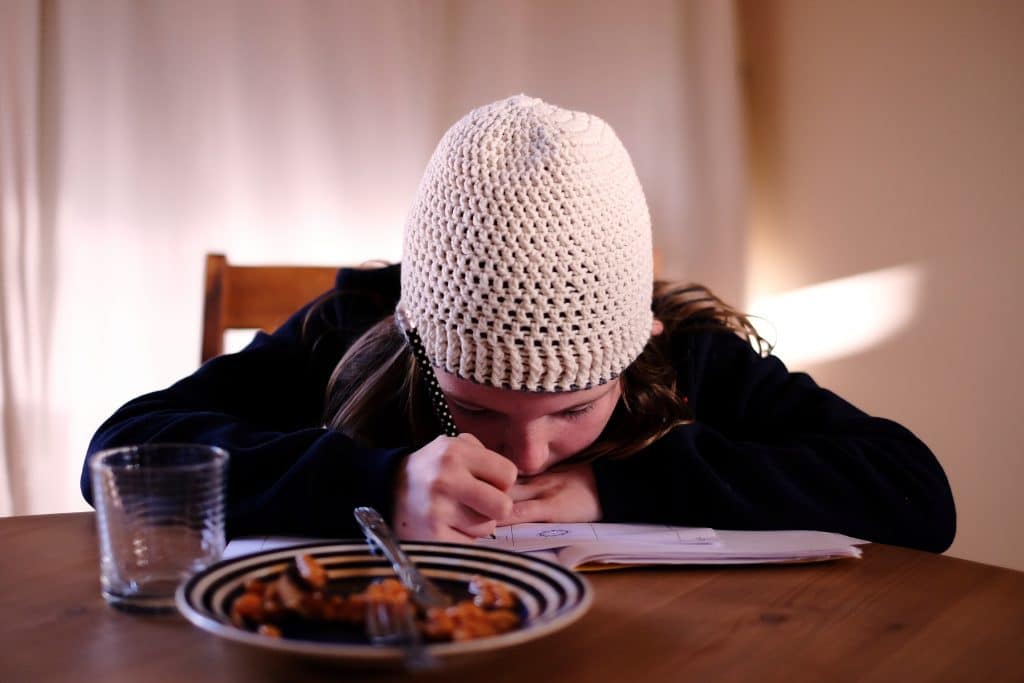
[90,443,228,612]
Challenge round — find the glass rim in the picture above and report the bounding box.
[90,443,229,473]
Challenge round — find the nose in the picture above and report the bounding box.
[503,422,549,476]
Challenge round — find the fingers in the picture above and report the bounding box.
[398,435,599,538]
[458,441,518,491]
[395,434,517,542]
[445,470,514,521]
[509,479,547,502]
[502,498,552,526]
[449,504,498,539]
[499,464,602,526]
[396,501,496,542]
[509,483,537,503]
[429,436,515,518]
[508,471,563,501]
[456,432,483,446]
[427,525,478,544]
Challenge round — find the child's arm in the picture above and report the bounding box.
[592,330,956,553]
[81,268,408,540]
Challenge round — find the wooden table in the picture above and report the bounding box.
[3,513,1022,682]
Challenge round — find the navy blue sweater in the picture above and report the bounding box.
[82,264,955,552]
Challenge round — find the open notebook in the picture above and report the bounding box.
[224,523,865,570]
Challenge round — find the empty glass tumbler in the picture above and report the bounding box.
[90,443,228,611]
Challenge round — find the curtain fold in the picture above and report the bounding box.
[1,0,46,515]
[0,0,746,516]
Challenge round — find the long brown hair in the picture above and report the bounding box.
[320,280,769,462]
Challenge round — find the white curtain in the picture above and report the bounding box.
[0,0,746,516]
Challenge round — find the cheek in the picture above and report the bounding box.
[452,416,503,451]
[548,413,611,459]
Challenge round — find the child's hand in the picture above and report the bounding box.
[393,433,517,542]
[501,463,602,525]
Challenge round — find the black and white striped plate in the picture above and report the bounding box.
[175,540,592,662]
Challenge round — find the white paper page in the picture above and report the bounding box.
[477,523,718,552]
[712,529,867,554]
[223,536,322,560]
[555,529,866,568]
[566,550,862,568]
[222,529,866,569]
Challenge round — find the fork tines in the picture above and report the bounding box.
[366,601,438,671]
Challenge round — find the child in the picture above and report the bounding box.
[81,95,955,552]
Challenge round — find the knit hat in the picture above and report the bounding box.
[400,94,653,392]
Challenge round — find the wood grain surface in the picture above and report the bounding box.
[2,513,1022,682]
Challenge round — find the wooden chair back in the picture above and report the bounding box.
[201,253,338,363]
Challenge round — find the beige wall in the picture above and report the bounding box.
[740,1,1024,570]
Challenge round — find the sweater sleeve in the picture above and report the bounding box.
[81,279,408,540]
[592,330,956,553]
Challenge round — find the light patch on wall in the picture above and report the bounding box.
[224,329,260,355]
[748,264,925,368]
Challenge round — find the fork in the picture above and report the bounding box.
[353,507,452,610]
[365,598,438,671]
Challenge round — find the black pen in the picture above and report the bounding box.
[395,306,459,437]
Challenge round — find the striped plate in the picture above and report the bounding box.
[175,540,592,662]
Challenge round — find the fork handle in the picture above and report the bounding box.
[353,507,451,609]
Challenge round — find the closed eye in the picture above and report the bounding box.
[559,403,595,421]
[450,401,595,421]
[450,402,494,417]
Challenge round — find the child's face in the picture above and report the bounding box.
[434,370,621,477]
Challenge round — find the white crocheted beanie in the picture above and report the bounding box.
[400,94,653,392]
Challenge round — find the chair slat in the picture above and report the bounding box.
[201,254,338,363]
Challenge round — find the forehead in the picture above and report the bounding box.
[434,369,617,414]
